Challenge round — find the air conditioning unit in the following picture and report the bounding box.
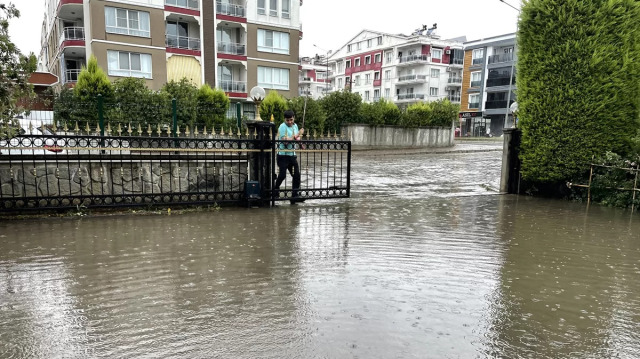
[445,49,451,55]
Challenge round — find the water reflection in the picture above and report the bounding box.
[1,151,640,358]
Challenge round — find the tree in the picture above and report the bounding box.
[319,90,362,133]
[111,77,170,130]
[517,0,640,183]
[196,84,230,130]
[287,96,326,135]
[74,55,113,101]
[0,2,37,137]
[429,99,459,127]
[161,78,198,128]
[381,99,402,126]
[403,102,433,128]
[259,90,287,123]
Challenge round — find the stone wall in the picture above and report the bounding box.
[0,161,248,198]
[343,122,455,149]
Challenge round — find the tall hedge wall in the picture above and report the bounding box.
[517,0,640,182]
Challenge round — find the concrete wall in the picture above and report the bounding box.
[0,161,247,202]
[343,123,455,149]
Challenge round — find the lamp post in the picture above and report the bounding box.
[499,0,520,128]
[313,44,331,93]
[249,86,266,121]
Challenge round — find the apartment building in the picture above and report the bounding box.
[39,0,302,117]
[326,28,464,107]
[298,55,330,99]
[460,33,516,137]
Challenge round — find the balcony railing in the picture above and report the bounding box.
[486,76,515,87]
[165,0,198,10]
[216,1,246,17]
[398,54,429,64]
[218,80,247,93]
[166,35,200,51]
[488,52,514,64]
[485,100,509,109]
[472,57,484,65]
[448,95,461,102]
[397,74,427,82]
[64,69,81,83]
[447,77,462,84]
[300,77,312,82]
[451,58,463,65]
[217,41,246,56]
[470,80,482,87]
[61,26,85,41]
[468,102,480,109]
[397,93,426,101]
[299,90,312,96]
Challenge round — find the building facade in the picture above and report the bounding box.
[325,29,464,108]
[39,0,302,118]
[460,33,516,137]
[298,55,330,99]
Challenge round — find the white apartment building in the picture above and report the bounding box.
[326,29,464,107]
[298,55,330,99]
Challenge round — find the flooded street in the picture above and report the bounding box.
[2,142,640,358]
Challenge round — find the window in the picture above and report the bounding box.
[365,73,371,84]
[385,70,391,79]
[364,90,370,101]
[107,50,152,78]
[374,53,381,63]
[365,55,371,65]
[377,36,382,45]
[471,71,482,87]
[431,48,442,59]
[165,0,198,9]
[355,75,360,86]
[258,66,289,90]
[430,87,438,96]
[269,0,277,16]
[367,39,372,48]
[257,0,266,14]
[105,7,150,37]
[257,29,289,54]
[166,21,191,49]
[469,94,480,109]
[431,68,440,78]
[347,44,352,52]
[374,71,380,80]
[355,58,360,67]
[384,88,390,98]
[374,89,380,99]
[472,48,484,59]
[281,0,290,18]
[385,52,392,64]
[338,78,343,88]
[357,42,362,50]
[345,59,351,68]
[338,62,344,73]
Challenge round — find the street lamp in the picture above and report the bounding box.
[313,44,331,93]
[250,86,266,121]
[499,0,520,128]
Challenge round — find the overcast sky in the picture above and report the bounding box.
[8,0,521,59]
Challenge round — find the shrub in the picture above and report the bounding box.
[259,90,287,123]
[286,96,326,136]
[319,90,362,132]
[197,84,230,130]
[403,102,432,128]
[161,78,198,128]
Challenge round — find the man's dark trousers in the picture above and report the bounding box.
[275,154,300,197]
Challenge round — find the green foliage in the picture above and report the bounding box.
[430,99,459,127]
[0,2,36,137]
[259,90,287,123]
[517,0,640,183]
[161,78,197,127]
[74,55,113,101]
[360,99,401,126]
[286,96,326,135]
[381,100,402,125]
[110,77,170,127]
[586,152,640,209]
[319,90,362,132]
[403,102,432,128]
[196,84,230,129]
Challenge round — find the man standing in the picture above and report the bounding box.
[274,110,305,204]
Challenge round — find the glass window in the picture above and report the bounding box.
[257,0,266,14]
[374,72,380,80]
[384,88,390,98]
[364,91,370,100]
[374,89,380,99]
[431,68,440,78]
[385,52,392,63]
[472,48,484,59]
[269,0,277,16]
[347,44,352,52]
[355,58,360,67]
[430,87,438,96]
[377,36,382,45]
[385,70,391,79]
[107,50,152,78]
[346,60,351,68]
[257,29,289,54]
[374,53,381,63]
[367,39,372,48]
[365,56,371,65]
[105,7,150,37]
[281,0,290,18]
[258,66,289,90]
[432,49,442,59]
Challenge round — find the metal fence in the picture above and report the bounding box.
[0,120,351,212]
[567,161,639,212]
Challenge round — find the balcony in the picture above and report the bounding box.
[64,68,81,83]
[397,74,427,84]
[468,102,480,109]
[450,58,463,66]
[472,57,484,65]
[61,26,85,41]
[470,80,482,87]
[486,76,515,87]
[299,89,312,96]
[166,35,201,55]
[218,80,247,94]
[397,93,426,101]
[448,95,461,102]
[447,77,462,84]
[397,54,429,66]
[299,77,312,83]
[217,41,246,56]
[488,53,514,64]
[164,0,200,11]
[216,1,246,18]
[485,100,509,109]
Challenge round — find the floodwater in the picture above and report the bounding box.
[2,143,640,358]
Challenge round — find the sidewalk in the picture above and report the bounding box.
[353,138,504,157]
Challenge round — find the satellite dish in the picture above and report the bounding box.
[510,101,518,113]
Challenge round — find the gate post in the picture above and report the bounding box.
[500,128,521,194]
[246,121,276,206]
